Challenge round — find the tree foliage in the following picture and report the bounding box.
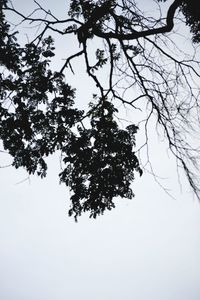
[0,0,200,220]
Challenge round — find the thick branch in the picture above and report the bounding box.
[93,0,182,40]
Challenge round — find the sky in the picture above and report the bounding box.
[0,1,200,300]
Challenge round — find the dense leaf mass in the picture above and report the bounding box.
[0,4,83,177]
[0,27,83,177]
[0,0,141,219]
[60,101,141,220]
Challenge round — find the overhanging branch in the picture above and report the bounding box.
[93,0,182,40]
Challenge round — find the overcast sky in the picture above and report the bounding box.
[0,1,200,300]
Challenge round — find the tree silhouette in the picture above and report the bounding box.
[0,0,199,220]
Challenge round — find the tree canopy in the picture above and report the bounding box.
[0,0,200,220]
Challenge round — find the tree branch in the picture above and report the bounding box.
[93,0,182,40]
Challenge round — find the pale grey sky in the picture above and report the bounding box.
[1,155,200,300]
[0,1,200,299]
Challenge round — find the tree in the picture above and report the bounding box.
[0,0,199,220]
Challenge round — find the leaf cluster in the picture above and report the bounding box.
[0,11,83,177]
[0,3,141,220]
[60,100,141,220]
